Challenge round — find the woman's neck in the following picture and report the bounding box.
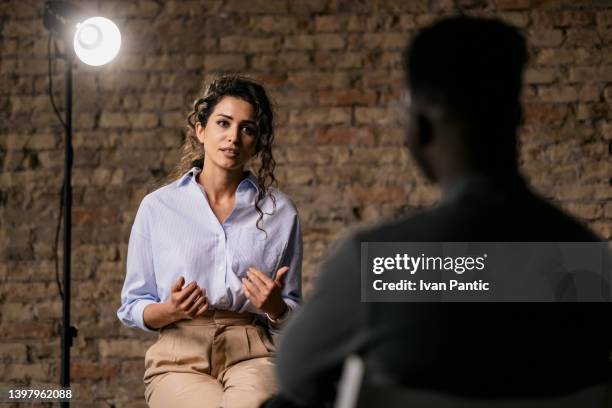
[197,164,245,204]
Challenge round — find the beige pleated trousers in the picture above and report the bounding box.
[143,310,278,408]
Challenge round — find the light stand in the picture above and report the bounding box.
[60,35,74,406]
[43,2,120,405]
[44,3,79,404]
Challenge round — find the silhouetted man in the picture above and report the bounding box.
[269,16,611,407]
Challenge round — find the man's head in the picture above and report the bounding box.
[404,16,527,184]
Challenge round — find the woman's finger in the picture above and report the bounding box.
[187,295,206,315]
[249,267,274,286]
[176,281,198,304]
[194,301,209,317]
[247,268,272,292]
[242,277,258,295]
[242,278,261,301]
[180,286,202,310]
[274,267,290,287]
[171,276,185,292]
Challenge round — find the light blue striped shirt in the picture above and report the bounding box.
[117,167,302,333]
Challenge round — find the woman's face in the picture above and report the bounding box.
[196,96,259,172]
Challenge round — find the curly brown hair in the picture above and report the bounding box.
[166,74,277,232]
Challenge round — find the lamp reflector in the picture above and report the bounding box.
[73,16,120,66]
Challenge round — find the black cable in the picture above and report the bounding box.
[47,34,67,131]
[54,182,64,301]
[48,32,66,301]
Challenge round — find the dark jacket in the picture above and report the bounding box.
[273,174,611,407]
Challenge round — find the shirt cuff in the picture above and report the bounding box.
[266,303,292,328]
[132,299,160,333]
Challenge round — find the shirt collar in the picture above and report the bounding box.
[441,171,526,204]
[177,167,259,193]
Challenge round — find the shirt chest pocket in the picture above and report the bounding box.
[231,229,282,279]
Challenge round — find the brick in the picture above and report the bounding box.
[345,185,409,204]
[494,0,531,9]
[498,12,530,28]
[536,48,596,66]
[99,339,152,359]
[565,29,602,47]
[284,167,315,184]
[290,0,328,13]
[318,90,377,106]
[0,282,55,301]
[34,301,62,320]
[378,0,429,13]
[529,29,564,47]
[524,68,557,84]
[1,302,34,322]
[597,11,612,27]
[287,71,350,89]
[73,207,121,225]
[283,34,315,50]
[347,16,369,32]
[0,343,27,362]
[569,67,612,83]
[72,362,120,380]
[315,127,376,146]
[247,16,299,33]
[564,203,603,220]
[361,70,404,87]
[252,53,310,70]
[100,112,130,129]
[605,201,612,218]
[0,323,55,339]
[220,36,281,52]
[355,107,399,126]
[315,15,344,32]
[532,11,595,27]
[203,54,246,70]
[360,33,407,50]
[131,113,159,129]
[314,34,346,50]
[289,107,351,125]
[314,52,364,69]
[537,86,579,103]
[161,112,183,128]
[2,363,52,381]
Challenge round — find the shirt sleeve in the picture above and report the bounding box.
[116,198,160,333]
[268,210,303,334]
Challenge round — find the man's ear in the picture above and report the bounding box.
[416,112,434,148]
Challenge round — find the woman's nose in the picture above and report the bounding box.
[227,126,241,144]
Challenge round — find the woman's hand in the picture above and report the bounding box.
[166,276,209,321]
[143,276,209,330]
[242,266,289,319]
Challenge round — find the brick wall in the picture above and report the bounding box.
[1,0,611,406]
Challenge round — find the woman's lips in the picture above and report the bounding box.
[220,148,239,157]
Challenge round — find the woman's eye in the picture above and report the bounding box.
[241,126,255,136]
[217,120,229,127]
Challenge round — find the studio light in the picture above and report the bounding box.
[43,2,121,405]
[44,1,121,66]
[74,17,121,66]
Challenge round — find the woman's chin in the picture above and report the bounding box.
[209,158,247,172]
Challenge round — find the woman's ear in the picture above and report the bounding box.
[195,121,205,144]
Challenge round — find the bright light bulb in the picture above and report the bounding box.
[73,17,121,66]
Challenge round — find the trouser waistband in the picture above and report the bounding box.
[170,310,258,327]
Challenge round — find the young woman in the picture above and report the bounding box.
[117,75,302,408]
